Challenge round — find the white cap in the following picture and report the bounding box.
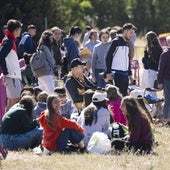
[130,89,144,99]
[92,92,106,102]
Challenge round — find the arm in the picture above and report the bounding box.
[0,38,13,75]
[60,116,84,133]
[105,41,117,74]
[158,52,167,85]
[42,45,55,69]
[69,43,79,62]
[91,46,97,80]
[24,36,35,54]
[69,101,79,120]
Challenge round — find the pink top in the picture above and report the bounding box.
[108,99,127,125]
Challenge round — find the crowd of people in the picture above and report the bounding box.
[0,18,169,158]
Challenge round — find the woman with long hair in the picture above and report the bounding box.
[141,31,163,89]
[38,94,85,154]
[36,30,56,94]
[112,96,153,154]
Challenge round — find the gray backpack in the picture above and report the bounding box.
[30,47,50,78]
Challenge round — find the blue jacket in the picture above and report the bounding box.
[33,102,47,119]
[63,37,79,63]
[18,32,36,56]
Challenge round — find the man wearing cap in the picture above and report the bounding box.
[65,58,96,110]
[18,24,37,58]
[105,23,136,96]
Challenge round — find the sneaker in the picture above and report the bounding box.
[33,145,43,155]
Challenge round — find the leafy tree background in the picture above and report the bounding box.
[0,0,170,39]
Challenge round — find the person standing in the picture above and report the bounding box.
[51,26,63,78]
[18,25,37,58]
[0,19,23,111]
[63,26,82,71]
[91,29,110,88]
[105,23,136,96]
[158,36,170,126]
[141,31,163,89]
[84,29,100,71]
[35,30,56,94]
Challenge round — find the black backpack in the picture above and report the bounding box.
[110,123,126,138]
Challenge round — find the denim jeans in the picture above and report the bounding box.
[0,127,42,150]
[57,129,84,152]
[163,80,170,120]
[95,68,106,88]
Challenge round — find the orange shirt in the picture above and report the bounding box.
[38,112,84,152]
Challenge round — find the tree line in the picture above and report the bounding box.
[0,0,170,37]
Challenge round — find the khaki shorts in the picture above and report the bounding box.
[5,77,22,98]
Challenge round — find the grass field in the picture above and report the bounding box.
[1,37,169,170]
[1,124,170,170]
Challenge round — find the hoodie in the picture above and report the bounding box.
[63,37,79,63]
[18,32,36,57]
[77,107,110,146]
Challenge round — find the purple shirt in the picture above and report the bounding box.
[129,114,153,147]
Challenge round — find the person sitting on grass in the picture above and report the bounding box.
[65,58,96,111]
[77,92,110,147]
[37,94,85,154]
[33,91,48,119]
[111,96,153,154]
[54,87,79,120]
[105,84,127,125]
[0,95,42,150]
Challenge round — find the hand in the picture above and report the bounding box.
[106,73,113,80]
[2,75,7,85]
[129,76,134,85]
[123,135,130,141]
[158,83,163,90]
[92,77,96,83]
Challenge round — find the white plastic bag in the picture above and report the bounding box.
[87,132,111,154]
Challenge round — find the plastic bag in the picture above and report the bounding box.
[87,132,111,154]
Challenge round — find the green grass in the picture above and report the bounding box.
[1,125,170,170]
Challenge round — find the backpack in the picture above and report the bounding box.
[30,48,50,78]
[110,123,128,139]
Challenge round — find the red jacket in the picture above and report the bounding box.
[38,112,84,151]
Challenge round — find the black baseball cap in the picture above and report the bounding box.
[70,58,86,69]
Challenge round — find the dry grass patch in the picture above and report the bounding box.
[1,125,170,170]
